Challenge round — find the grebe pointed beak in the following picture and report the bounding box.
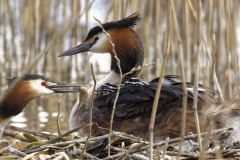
[58,43,91,57]
[46,83,85,93]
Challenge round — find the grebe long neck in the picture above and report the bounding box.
[88,28,144,95]
[108,28,144,83]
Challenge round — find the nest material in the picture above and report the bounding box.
[1,126,239,159]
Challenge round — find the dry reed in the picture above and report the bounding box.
[0,0,240,159]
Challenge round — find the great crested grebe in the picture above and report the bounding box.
[0,74,82,138]
[59,13,240,145]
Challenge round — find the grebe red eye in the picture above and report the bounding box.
[41,82,46,86]
[94,37,99,41]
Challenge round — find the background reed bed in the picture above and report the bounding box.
[0,0,239,141]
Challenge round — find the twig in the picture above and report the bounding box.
[4,146,27,157]
[53,133,115,146]
[79,63,97,159]
[165,151,215,159]
[89,63,96,137]
[9,126,70,141]
[3,129,30,142]
[57,101,62,136]
[154,0,161,77]
[156,145,161,160]
[24,146,63,155]
[208,116,223,159]
[93,16,123,157]
[162,137,169,159]
[200,117,213,160]
[123,62,155,78]
[192,0,203,152]
[224,0,232,99]
[118,132,145,142]
[170,1,188,157]
[80,135,90,160]
[211,34,216,89]
[149,2,171,159]
[184,0,191,81]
